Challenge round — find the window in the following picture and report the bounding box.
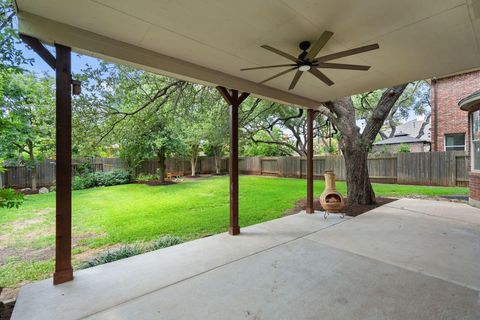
[471,111,480,170]
[445,133,465,151]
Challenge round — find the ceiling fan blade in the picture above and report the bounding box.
[316,43,380,62]
[316,62,371,71]
[240,64,296,71]
[288,70,303,90]
[259,67,298,84]
[309,68,334,86]
[260,45,299,63]
[305,31,334,61]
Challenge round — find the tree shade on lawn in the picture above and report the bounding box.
[0,176,468,287]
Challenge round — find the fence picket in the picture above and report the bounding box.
[2,151,469,188]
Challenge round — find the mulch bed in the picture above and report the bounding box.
[284,197,396,217]
[143,180,177,186]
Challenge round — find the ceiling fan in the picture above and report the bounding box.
[240,31,379,90]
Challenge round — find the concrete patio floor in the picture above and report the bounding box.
[12,199,480,319]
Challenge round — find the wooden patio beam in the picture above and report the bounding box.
[19,34,56,70]
[53,44,73,284]
[306,109,315,214]
[216,86,250,235]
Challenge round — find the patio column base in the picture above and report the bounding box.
[53,268,73,285]
[306,208,314,214]
[229,226,240,235]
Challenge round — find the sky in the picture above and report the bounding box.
[18,42,101,75]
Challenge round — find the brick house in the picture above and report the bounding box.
[431,69,480,153]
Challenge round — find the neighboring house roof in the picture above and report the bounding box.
[374,133,430,145]
[383,119,431,141]
[458,90,480,111]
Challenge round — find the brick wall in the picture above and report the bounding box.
[431,70,480,153]
[469,171,480,207]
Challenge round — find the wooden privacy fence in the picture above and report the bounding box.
[0,152,469,189]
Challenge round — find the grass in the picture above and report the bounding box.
[0,175,468,287]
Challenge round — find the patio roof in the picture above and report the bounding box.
[15,0,480,109]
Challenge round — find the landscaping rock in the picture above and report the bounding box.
[38,187,49,194]
[20,188,31,192]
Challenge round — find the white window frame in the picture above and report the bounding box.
[444,133,466,152]
[471,111,480,172]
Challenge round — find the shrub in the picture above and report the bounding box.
[77,235,183,269]
[72,174,96,190]
[72,170,131,190]
[151,235,183,250]
[0,188,24,208]
[77,244,145,269]
[136,173,157,182]
[94,170,131,187]
[398,143,411,153]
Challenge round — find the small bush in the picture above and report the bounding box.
[398,143,411,153]
[151,235,183,250]
[136,173,158,182]
[72,174,96,190]
[72,170,131,190]
[77,235,183,269]
[94,170,131,187]
[0,188,24,208]
[77,244,145,269]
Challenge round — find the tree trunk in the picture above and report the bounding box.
[341,142,375,205]
[28,142,37,191]
[157,151,166,184]
[190,157,197,177]
[214,156,221,174]
[190,144,199,177]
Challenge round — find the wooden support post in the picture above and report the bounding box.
[54,44,73,284]
[216,87,249,235]
[306,109,315,214]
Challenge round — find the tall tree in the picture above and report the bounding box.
[240,99,329,156]
[358,81,431,140]
[0,0,33,71]
[73,62,187,181]
[0,71,55,190]
[320,84,408,205]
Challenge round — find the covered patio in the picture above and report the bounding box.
[9,0,480,318]
[12,199,480,319]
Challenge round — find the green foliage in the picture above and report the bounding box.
[242,129,291,156]
[398,144,411,153]
[151,235,183,250]
[72,174,96,190]
[77,235,183,269]
[77,244,145,269]
[136,173,157,182]
[95,170,131,187]
[0,258,54,287]
[0,187,24,208]
[321,144,337,155]
[0,71,55,166]
[0,0,34,71]
[72,170,131,190]
[352,81,431,139]
[73,162,93,176]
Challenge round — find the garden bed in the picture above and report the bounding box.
[285,197,397,217]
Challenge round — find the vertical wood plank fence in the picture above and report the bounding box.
[0,151,469,189]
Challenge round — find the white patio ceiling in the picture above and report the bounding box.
[15,0,480,109]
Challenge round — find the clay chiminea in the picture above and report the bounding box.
[320,171,345,213]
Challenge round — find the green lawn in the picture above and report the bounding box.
[0,175,468,287]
